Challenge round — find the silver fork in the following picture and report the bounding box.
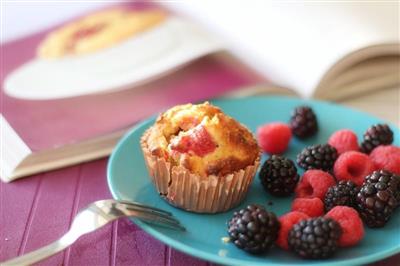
[2,199,185,266]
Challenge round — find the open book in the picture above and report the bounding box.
[167,1,400,100]
[1,2,399,182]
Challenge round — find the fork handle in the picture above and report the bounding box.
[2,233,76,266]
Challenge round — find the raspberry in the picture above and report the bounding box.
[328,129,359,155]
[257,122,292,154]
[325,206,364,247]
[295,170,336,199]
[276,211,309,250]
[291,198,324,217]
[370,145,400,175]
[170,125,216,156]
[333,151,376,186]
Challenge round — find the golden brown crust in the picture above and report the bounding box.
[206,156,252,177]
[144,102,259,177]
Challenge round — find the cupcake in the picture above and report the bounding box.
[141,102,260,213]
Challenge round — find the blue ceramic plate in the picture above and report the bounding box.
[107,96,400,266]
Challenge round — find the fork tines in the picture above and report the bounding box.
[116,199,186,231]
[118,199,173,216]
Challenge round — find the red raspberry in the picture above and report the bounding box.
[170,125,216,157]
[295,170,336,199]
[369,145,400,175]
[333,151,376,186]
[291,197,324,217]
[257,122,292,154]
[325,206,364,247]
[328,129,359,155]
[276,211,309,250]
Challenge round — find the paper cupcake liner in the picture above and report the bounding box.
[140,130,260,213]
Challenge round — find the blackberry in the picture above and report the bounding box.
[227,204,280,254]
[356,179,398,228]
[288,217,342,259]
[324,181,359,211]
[364,170,400,207]
[296,144,338,171]
[289,106,318,138]
[360,124,393,154]
[259,155,299,196]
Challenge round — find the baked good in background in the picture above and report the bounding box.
[141,102,260,213]
[38,8,166,58]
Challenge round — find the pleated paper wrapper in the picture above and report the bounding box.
[140,131,260,213]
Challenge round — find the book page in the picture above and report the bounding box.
[339,86,400,127]
[314,55,400,100]
[166,2,399,97]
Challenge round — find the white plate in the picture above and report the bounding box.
[4,18,223,100]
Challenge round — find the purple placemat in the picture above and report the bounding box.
[1,158,399,265]
[0,159,209,266]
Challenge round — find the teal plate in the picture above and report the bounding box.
[107,96,400,266]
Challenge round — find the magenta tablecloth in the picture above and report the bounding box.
[1,158,399,266]
[1,159,209,266]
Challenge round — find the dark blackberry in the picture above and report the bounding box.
[324,181,359,211]
[288,217,342,259]
[227,204,280,254]
[296,144,338,171]
[259,155,299,196]
[364,170,400,207]
[360,124,393,154]
[289,106,318,138]
[356,179,398,228]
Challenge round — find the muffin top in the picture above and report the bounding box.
[145,102,259,177]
